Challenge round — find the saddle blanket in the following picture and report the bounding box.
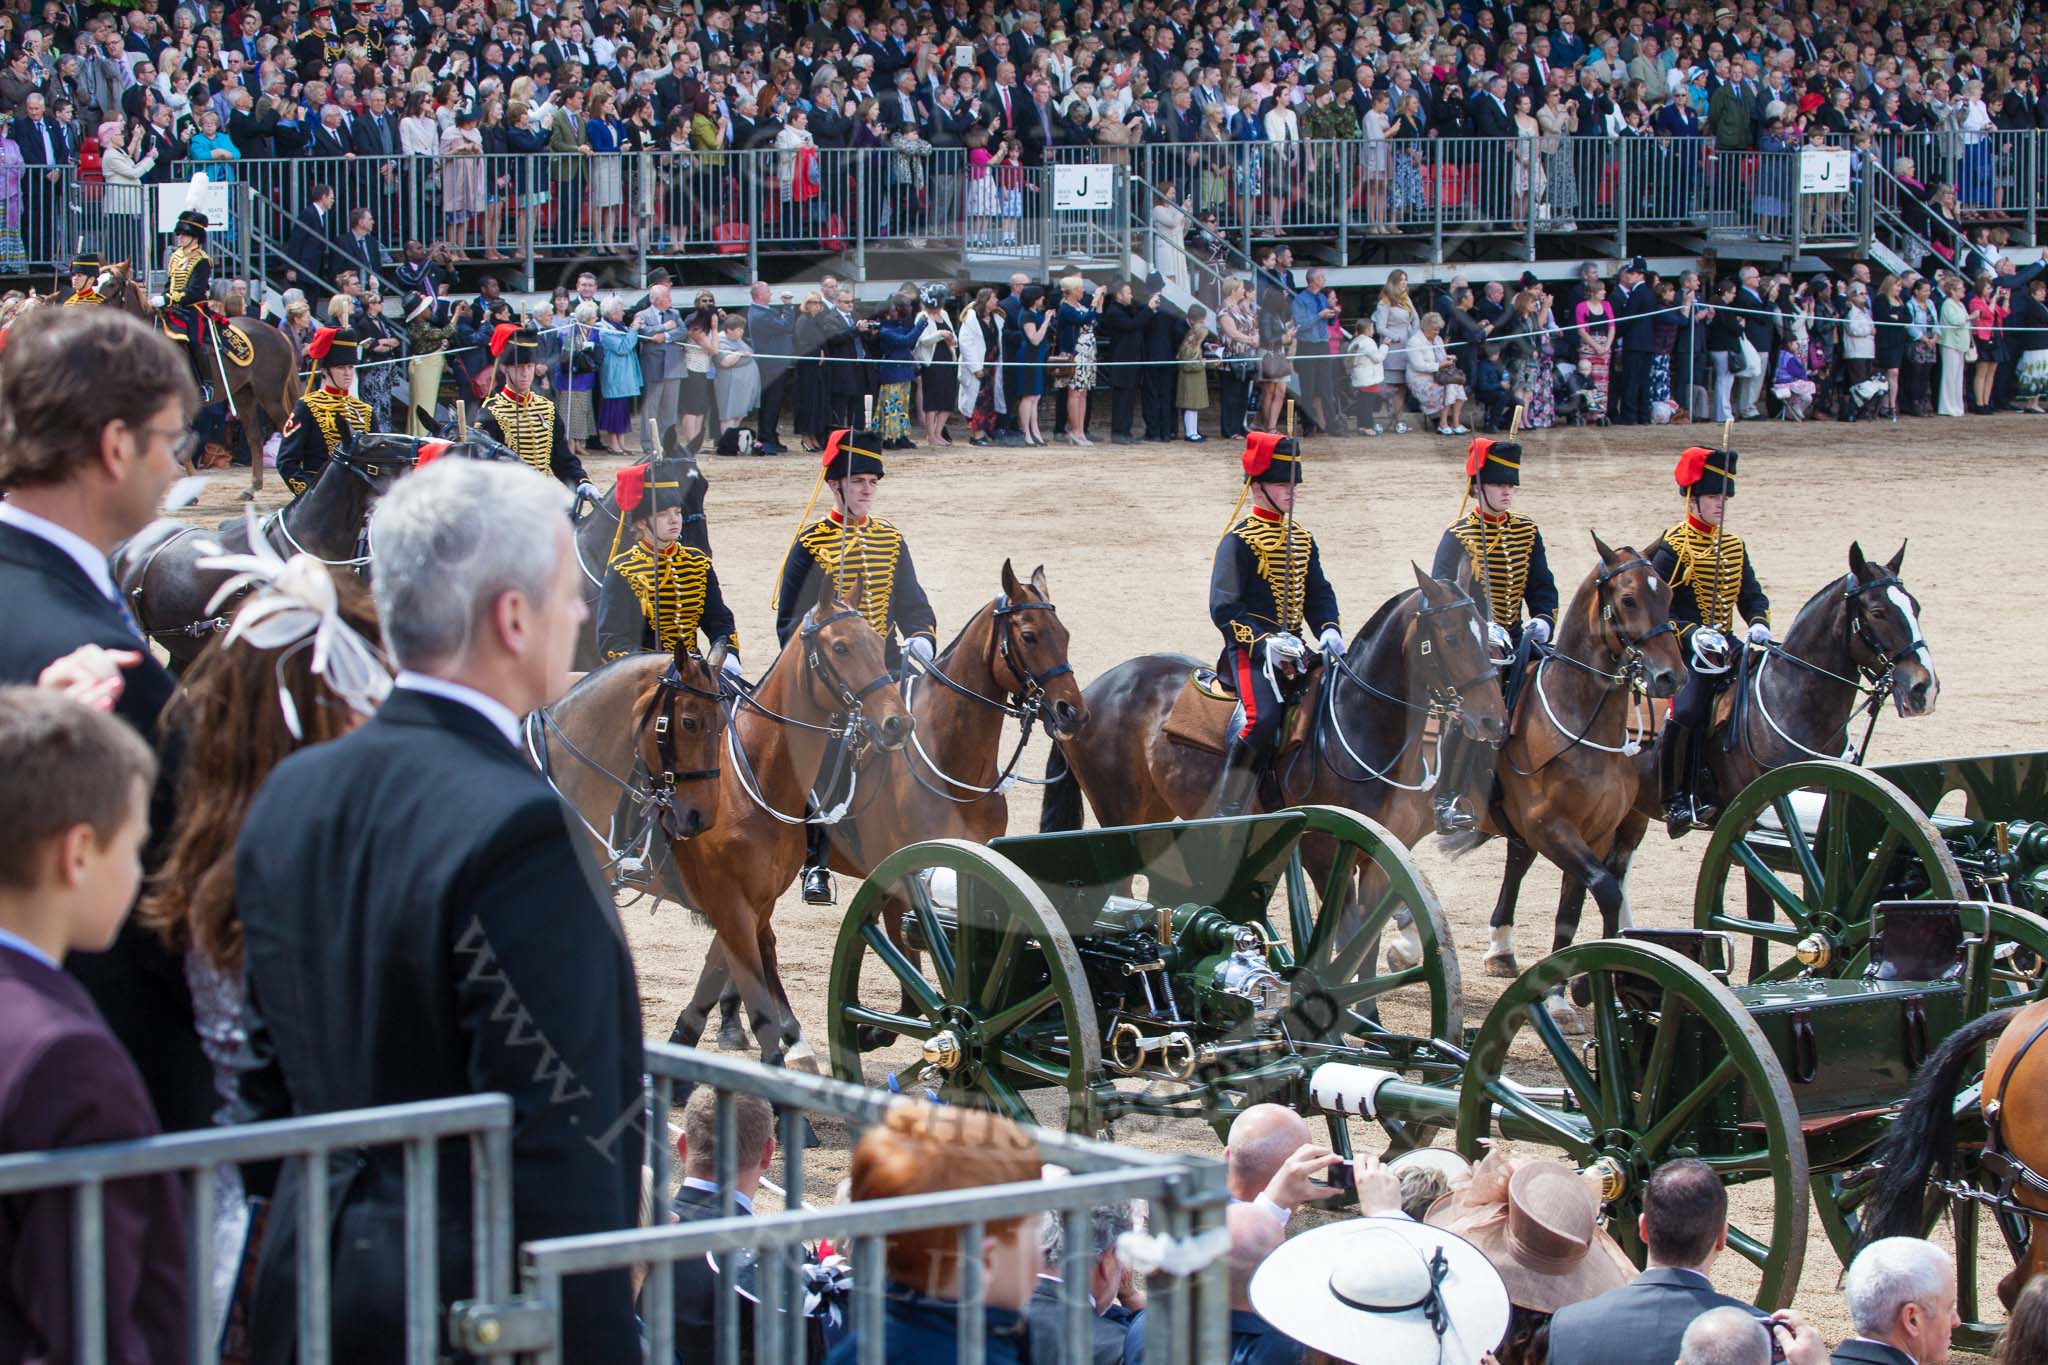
[1161,667,1320,756]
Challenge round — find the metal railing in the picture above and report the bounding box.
[0,1094,514,1365]
[452,1043,1231,1365]
[20,129,2048,289]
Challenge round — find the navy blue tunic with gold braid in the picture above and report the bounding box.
[1209,506,1340,670]
[1650,513,1770,650]
[1430,510,1558,636]
[595,542,739,663]
[774,511,937,669]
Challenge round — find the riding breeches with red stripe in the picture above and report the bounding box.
[1229,644,1289,757]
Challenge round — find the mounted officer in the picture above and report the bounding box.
[1210,431,1343,816]
[61,252,106,306]
[596,462,744,671]
[159,210,215,400]
[476,323,597,501]
[1428,435,1557,835]
[277,327,372,497]
[1653,444,1770,836]
[773,428,938,903]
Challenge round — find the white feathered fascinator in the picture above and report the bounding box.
[197,510,392,738]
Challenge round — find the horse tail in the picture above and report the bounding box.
[1854,1004,2019,1252]
[1040,743,1086,832]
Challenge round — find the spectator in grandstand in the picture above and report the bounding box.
[826,1101,1044,1365]
[0,310,211,1135]
[1029,1202,1138,1365]
[0,687,186,1365]
[1547,1158,1755,1365]
[230,459,643,1363]
[1840,1239,1960,1365]
[642,1088,776,1365]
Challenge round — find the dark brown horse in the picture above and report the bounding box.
[1481,543,1939,979]
[1464,536,1686,1028]
[98,261,300,498]
[543,583,912,1068]
[111,431,417,672]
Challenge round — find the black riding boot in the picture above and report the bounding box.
[1660,723,1702,839]
[802,821,835,905]
[1433,731,1481,835]
[1213,737,1263,817]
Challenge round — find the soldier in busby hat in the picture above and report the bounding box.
[1428,434,1557,837]
[476,323,596,498]
[160,209,215,400]
[1652,443,1770,835]
[277,327,373,497]
[62,252,105,306]
[772,426,938,903]
[596,462,743,668]
[1209,430,1344,816]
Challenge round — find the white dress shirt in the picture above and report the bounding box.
[392,670,524,747]
[0,501,116,600]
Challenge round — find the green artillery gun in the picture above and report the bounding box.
[827,803,2048,1350]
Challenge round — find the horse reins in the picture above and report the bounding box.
[1746,572,1926,766]
[1513,557,1672,771]
[1313,589,1496,793]
[902,594,1074,802]
[1961,1009,2048,1220]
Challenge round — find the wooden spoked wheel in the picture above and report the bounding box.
[826,839,1103,1133]
[1455,940,1810,1309]
[1695,760,1965,984]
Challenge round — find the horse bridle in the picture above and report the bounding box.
[1842,572,1928,680]
[1590,555,1677,685]
[628,656,726,838]
[799,607,899,732]
[1409,591,1504,715]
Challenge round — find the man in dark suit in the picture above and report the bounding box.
[335,206,392,292]
[1832,1239,1960,1365]
[642,1088,776,1363]
[232,458,644,1364]
[1611,258,1659,424]
[1733,264,1774,417]
[818,275,866,429]
[1028,1203,1137,1365]
[285,182,337,296]
[0,309,213,1135]
[11,91,69,266]
[1548,1159,1760,1365]
[747,280,793,453]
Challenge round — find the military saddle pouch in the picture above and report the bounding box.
[1161,668,1320,756]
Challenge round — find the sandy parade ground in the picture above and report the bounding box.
[189,411,2043,1356]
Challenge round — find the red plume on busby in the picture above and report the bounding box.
[822,429,846,469]
[489,323,520,358]
[1242,430,1285,479]
[1674,446,1713,489]
[1465,437,1494,478]
[306,326,338,363]
[616,463,647,513]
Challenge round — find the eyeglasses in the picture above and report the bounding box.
[140,422,200,463]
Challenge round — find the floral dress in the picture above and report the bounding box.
[1390,120,1426,213]
[1524,318,1558,428]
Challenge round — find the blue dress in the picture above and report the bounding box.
[1017,306,1050,397]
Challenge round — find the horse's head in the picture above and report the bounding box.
[801,573,912,752]
[1847,540,1938,718]
[1410,562,1508,745]
[445,430,521,463]
[330,430,416,498]
[635,643,729,842]
[995,559,1086,740]
[1591,533,1685,699]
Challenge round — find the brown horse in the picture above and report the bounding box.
[1858,997,2048,1315]
[1482,542,1940,979]
[1466,536,1685,1025]
[96,261,300,498]
[542,583,911,1068]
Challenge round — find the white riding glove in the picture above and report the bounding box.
[1526,617,1552,645]
[905,636,936,668]
[149,293,165,308]
[1747,622,1773,645]
[575,480,599,504]
[1691,629,1730,669]
[1318,627,1346,658]
[720,652,745,679]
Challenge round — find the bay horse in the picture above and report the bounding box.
[711,561,1090,1051]
[1857,998,2048,1316]
[570,455,713,671]
[111,430,420,673]
[540,583,912,1068]
[97,262,300,498]
[1481,542,1939,980]
[1463,536,1686,1027]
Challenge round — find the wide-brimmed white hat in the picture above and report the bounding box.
[1250,1216,1510,1365]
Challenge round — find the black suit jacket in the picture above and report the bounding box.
[285,202,332,283]
[1547,1266,1758,1365]
[350,110,399,157]
[0,521,210,1133]
[233,687,644,1364]
[1831,1342,1916,1365]
[644,1184,757,1364]
[308,122,353,159]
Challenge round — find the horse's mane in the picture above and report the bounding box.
[1356,587,1413,647]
